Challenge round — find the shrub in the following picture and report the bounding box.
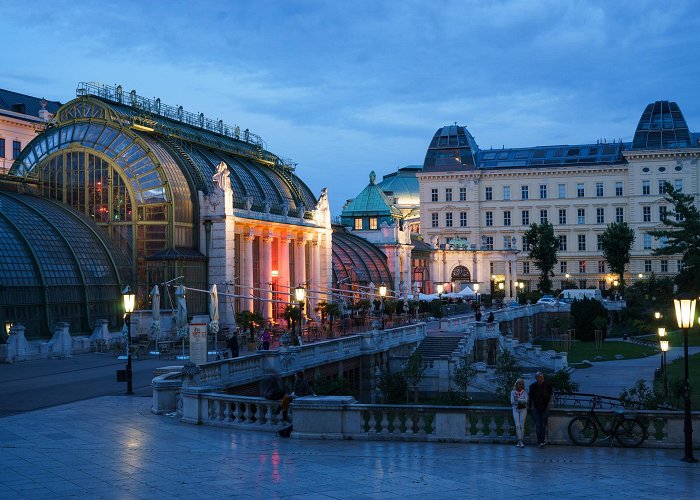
[313,376,353,397]
[494,351,523,403]
[548,370,580,395]
[570,298,608,341]
[377,371,408,404]
[453,354,477,399]
[619,379,661,410]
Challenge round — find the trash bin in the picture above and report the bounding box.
[654,368,661,380]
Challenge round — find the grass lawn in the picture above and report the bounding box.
[664,329,700,347]
[654,353,700,409]
[536,340,658,364]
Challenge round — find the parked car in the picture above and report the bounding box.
[536,295,558,305]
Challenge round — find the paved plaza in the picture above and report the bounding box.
[1,394,699,499]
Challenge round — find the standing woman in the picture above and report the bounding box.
[511,378,529,448]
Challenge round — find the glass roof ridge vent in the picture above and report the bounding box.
[76,81,269,152]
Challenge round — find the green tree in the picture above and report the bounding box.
[649,182,700,295]
[600,221,635,291]
[453,354,477,400]
[570,297,608,342]
[523,222,559,293]
[315,300,341,336]
[403,351,426,403]
[494,351,522,403]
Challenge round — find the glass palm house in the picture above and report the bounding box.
[3,82,318,338]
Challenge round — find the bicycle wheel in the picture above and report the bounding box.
[614,418,647,448]
[568,416,598,446]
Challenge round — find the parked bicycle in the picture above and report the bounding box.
[568,395,647,447]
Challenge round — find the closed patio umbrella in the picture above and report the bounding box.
[151,285,161,354]
[176,285,188,358]
[209,284,220,356]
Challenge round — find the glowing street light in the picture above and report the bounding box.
[379,283,387,330]
[122,286,136,395]
[673,296,697,463]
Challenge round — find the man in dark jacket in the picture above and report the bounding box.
[529,371,553,448]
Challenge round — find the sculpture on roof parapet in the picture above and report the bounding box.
[370,171,376,184]
[212,162,231,193]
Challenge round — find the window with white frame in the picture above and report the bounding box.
[540,209,548,224]
[596,207,604,224]
[643,206,651,222]
[523,261,530,274]
[522,236,530,251]
[577,208,585,224]
[459,187,466,201]
[596,182,604,197]
[521,185,529,200]
[558,235,567,251]
[642,180,650,195]
[431,213,438,228]
[484,236,493,250]
[643,233,652,250]
[521,210,530,225]
[460,212,467,227]
[598,260,605,273]
[615,181,623,196]
[485,211,493,226]
[559,184,566,198]
[503,185,510,200]
[597,234,603,251]
[579,260,586,273]
[560,261,567,273]
[431,188,438,202]
[540,184,547,199]
[369,217,378,230]
[645,260,652,273]
[354,218,363,230]
[445,212,453,227]
[578,234,586,251]
[445,188,452,202]
[577,183,585,197]
[485,186,493,200]
[503,236,511,248]
[503,211,511,226]
[616,207,624,222]
[658,180,666,195]
[559,209,567,225]
[659,206,667,221]
[661,260,668,272]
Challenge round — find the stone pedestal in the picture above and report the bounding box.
[47,322,73,358]
[3,324,29,362]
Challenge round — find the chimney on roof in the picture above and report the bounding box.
[38,98,51,121]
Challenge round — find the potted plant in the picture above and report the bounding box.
[235,310,263,351]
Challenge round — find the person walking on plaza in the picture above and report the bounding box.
[475,307,482,322]
[260,328,272,350]
[529,371,553,448]
[226,334,239,358]
[487,312,494,323]
[511,378,529,448]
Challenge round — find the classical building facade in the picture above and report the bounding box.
[418,101,698,296]
[4,83,332,337]
[0,89,60,174]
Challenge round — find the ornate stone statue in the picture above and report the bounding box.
[212,162,231,193]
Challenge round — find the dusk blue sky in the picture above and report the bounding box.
[4,0,699,215]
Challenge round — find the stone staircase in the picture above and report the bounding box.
[415,335,464,360]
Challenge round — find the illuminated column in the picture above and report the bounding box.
[311,238,321,315]
[295,237,307,289]
[261,233,273,321]
[278,236,291,302]
[243,232,254,312]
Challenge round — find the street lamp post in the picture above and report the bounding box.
[294,285,306,345]
[658,327,669,397]
[473,283,480,304]
[378,283,387,330]
[674,297,697,463]
[122,287,136,395]
[436,283,444,328]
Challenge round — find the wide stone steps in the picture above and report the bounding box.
[415,335,463,359]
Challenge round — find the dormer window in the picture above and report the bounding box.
[354,218,363,230]
[369,217,378,230]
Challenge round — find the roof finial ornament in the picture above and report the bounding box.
[369,171,376,184]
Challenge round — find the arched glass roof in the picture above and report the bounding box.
[0,191,130,337]
[331,225,392,289]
